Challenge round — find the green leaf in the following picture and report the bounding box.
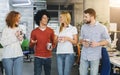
[0,43,3,48]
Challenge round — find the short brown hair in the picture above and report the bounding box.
[84,8,96,19]
[6,11,20,28]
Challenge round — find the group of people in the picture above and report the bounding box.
[0,8,111,75]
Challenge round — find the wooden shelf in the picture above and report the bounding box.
[109,31,120,33]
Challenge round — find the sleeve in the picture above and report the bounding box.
[50,29,55,48]
[0,28,18,47]
[80,26,84,39]
[102,26,111,44]
[72,26,78,35]
[29,30,36,48]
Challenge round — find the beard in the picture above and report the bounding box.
[84,20,91,24]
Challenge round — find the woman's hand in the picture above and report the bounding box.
[15,30,24,41]
[64,34,78,45]
[58,36,65,42]
[17,35,23,41]
[64,36,70,42]
[15,30,20,37]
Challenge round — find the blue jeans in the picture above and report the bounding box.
[79,59,100,75]
[34,57,51,75]
[2,56,23,75]
[57,54,74,75]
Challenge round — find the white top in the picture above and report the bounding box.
[0,48,2,61]
[0,26,23,59]
[55,24,77,54]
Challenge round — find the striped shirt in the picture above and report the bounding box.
[80,21,111,61]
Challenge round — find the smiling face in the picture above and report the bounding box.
[83,13,91,24]
[59,15,65,24]
[6,11,21,28]
[59,12,71,26]
[15,14,21,26]
[83,8,96,24]
[40,15,49,26]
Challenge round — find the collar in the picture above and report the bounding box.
[86,21,99,27]
[67,24,71,28]
[94,21,99,26]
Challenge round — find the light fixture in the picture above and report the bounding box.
[110,0,120,7]
[12,0,31,6]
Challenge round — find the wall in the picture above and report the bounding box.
[74,3,83,35]
[0,0,9,32]
[84,0,110,24]
[110,7,120,32]
[74,3,83,24]
[110,7,120,50]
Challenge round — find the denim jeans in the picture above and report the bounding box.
[2,56,23,75]
[34,57,51,75]
[57,54,74,75]
[79,59,100,75]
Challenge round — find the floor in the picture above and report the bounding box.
[0,52,79,75]
[22,52,79,75]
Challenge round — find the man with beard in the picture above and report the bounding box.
[79,8,111,75]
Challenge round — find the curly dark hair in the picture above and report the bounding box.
[34,9,50,26]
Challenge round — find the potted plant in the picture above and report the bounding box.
[0,43,3,48]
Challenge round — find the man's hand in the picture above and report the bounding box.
[82,41,90,48]
[89,41,100,48]
[31,39,37,44]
